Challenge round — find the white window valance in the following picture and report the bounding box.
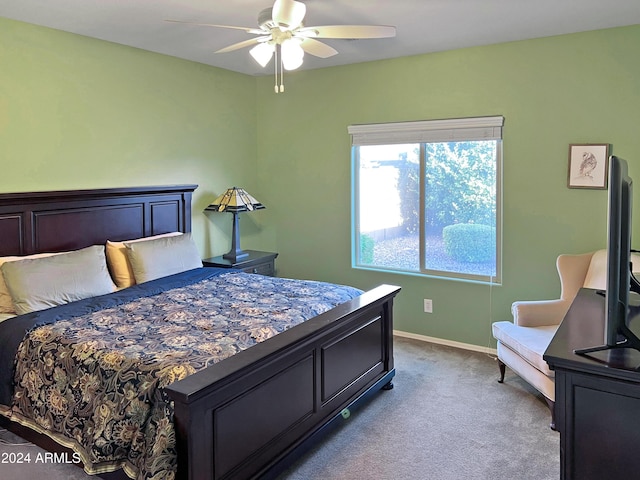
[348,116,504,146]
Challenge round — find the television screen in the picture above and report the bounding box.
[574,156,640,356]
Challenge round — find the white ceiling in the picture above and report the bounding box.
[1,0,639,76]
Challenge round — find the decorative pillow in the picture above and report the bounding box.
[1,245,116,315]
[0,252,62,314]
[124,233,202,284]
[106,232,182,288]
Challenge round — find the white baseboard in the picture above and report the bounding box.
[394,329,497,355]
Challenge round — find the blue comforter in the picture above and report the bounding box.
[0,267,225,406]
[0,268,362,479]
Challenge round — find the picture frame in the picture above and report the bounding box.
[567,143,610,189]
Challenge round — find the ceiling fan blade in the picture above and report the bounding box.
[165,19,264,35]
[215,37,268,54]
[300,25,396,39]
[299,38,338,58]
[272,0,306,30]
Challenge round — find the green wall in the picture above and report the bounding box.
[0,17,265,259]
[256,25,640,349]
[2,16,640,349]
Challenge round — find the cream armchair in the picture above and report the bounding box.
[492,250,616,429]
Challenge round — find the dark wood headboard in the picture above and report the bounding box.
[0,185,197,256]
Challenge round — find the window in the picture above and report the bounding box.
[349,116,503,283]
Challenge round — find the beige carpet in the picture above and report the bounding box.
[0,336,559,479]
[279,337,559,480]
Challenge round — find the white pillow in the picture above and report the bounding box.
[1,245,116,315]
[106,232,182,289]
[0,252,63,314]
[124,233,202,284]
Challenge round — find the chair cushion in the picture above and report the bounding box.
[492,321,558,376]
[497,342,556,399]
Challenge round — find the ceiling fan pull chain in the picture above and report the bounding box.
[274,44,279,93]
[280,53,285,93]
[273,44,284,93]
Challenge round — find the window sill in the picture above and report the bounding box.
[352,264,502,286]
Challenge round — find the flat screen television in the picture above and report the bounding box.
[575,155,640,356]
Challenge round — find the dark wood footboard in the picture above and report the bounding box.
[164,284,400,480]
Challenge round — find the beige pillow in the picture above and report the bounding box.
[0,252,62,314]
[1,245,116,315]
[106,232,182,289]
[124,233,202,284]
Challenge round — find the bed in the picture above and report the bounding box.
[0,185,400,480]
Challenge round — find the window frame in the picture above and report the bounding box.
[349,116,504,284]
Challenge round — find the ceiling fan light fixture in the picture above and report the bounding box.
[281,38,304,70]
[171,0,397,93]
[249,42,274,67]
[272,0,306,30]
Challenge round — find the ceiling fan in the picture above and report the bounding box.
[167,0,396,93]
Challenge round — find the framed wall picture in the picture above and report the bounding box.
[567,143,610,189]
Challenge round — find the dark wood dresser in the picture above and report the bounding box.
[544,288,640,480]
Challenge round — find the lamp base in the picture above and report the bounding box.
[222,211,251,263]
[223,250,249,262]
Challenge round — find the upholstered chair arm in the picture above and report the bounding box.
[511,299,571,327]
[510,252,598,328]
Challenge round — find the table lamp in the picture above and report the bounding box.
[205,187,265,262]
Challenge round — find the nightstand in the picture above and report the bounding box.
[202,250,278,276]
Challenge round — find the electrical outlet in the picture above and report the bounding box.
[423,299,433,313]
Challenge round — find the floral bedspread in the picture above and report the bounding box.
[9,271,362,479]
